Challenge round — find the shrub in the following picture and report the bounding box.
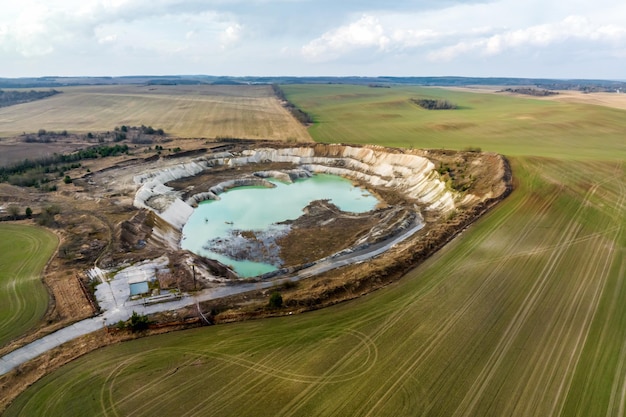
[129,311,150,332]
[411,98,457,110]
[463,146,482,153]
[268,291,283,309]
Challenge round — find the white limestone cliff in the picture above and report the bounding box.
[133,145,457,233]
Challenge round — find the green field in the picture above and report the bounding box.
[283,84,626,160]
[4,86,626,416]
[0,224,58,348]
[0,85,311,142]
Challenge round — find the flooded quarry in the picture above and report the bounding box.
[132,144,461,281]
[181,174,381,277]
[81,141,510,320]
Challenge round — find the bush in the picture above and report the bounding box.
[411,98,457,110]
[463,146,482,153]
[129,311,150,332]
[268,291,283,309]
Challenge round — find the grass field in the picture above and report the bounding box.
[4,86,626,416]
[0,85,311,142]
[0,224,58,348]
[282,84,626,160]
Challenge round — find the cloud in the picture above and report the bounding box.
[220,24,243,49]
[0,0,242,57]
[1,0,626,78]
[429,16,626,61]
[301,15,390,61]
[98,34,118,44]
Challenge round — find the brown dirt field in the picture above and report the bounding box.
[541,90,626,110]
[446,86,626,110]
[0,140,93,167]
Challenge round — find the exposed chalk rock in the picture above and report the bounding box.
[133,145,457,234]
[254,169,313,183]
[209,178,275,196]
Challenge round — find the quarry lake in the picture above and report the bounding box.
[181,174,380,277]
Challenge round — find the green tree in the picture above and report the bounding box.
[25,207,32,218]
[63,175,72,184]
[129,311,150,332]
[268,291,283,309]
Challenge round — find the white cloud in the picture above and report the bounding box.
[301,15,389,61]
[220,24,243,49]
[98,34,118,44]
[1,0,626,78]
[428,16,626,61]
[0,0,241,58]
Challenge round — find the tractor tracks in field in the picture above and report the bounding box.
[0,228,44,345]
[344,160,555,417]
[451,164,624,417]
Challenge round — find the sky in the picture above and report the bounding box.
[1,0,625,79]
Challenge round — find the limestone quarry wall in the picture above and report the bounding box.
[133,144,457,233]
[231,146,456,212]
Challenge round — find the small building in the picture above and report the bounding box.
[128,272,154,297]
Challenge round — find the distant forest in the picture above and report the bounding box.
[1,76,624,92]
[498,88,559,96]
[0,89,60,107]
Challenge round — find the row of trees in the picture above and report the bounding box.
[498,88,558,96]
[271,84,314,125]
[0,89,60,108]
[115,125,165,136]
[1,204,59,226]
[20,125,166,145]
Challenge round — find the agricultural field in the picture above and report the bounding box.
[282,84,626,160]
[4,86,626,416]
[0,85,311,142]
[0,224,58,348]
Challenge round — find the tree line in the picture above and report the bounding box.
[0,89,60,107]
[271,84,314,125]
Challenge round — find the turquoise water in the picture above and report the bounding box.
[181,174,379,277]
